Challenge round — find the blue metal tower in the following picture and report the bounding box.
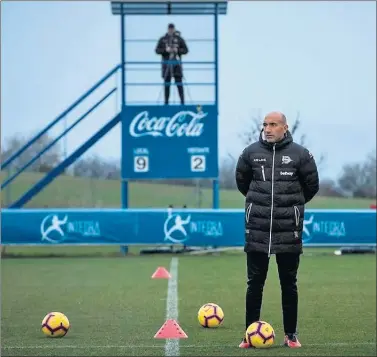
[1,1,227,209]
[111,0,228,209]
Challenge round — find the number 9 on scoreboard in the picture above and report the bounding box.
[134,156,149,172]
[191,155,206,172]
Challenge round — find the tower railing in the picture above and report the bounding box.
[1,65,121,206]
[1,65,121,172]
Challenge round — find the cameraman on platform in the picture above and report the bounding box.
[155,23,189,105]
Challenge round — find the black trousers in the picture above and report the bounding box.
[245,251,300,334]
[164,74,184,105]
[162,64,184,105]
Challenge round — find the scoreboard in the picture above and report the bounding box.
[122,105,218,179]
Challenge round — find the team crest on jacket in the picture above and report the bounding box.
[282,155,293,164]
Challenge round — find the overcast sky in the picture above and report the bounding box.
[1,1,376,180]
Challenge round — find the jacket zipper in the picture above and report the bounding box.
[261,165,266,181]
[268,144,276,257]
[246,203,253,223]
[294,206,300,227]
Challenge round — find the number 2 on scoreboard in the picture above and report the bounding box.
[134,156,149,172]
[191,155,206,172]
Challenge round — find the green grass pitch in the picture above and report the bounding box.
[1,249,376,356]
[1,172,376,208]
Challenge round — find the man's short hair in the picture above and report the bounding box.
[168,23,175,29]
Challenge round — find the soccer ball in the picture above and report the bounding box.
[41,312,70,337]
[245,321,275,348]
[197,303,224,328]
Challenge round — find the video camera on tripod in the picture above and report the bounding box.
[155,24,189,105]
[164,31,182,77]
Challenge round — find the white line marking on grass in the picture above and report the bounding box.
[3,342,376,350]
[165,257,179,356]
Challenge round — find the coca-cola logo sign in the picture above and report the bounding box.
[129,110,208,138]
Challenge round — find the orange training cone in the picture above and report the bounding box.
[151,267,171,279]
[154,319,188,339]
[152,267,171,279]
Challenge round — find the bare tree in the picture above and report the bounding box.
[317,178,344,197]
[1,133,61,172]
[337,150,376,198]
[73,155,121,179]
[219,154,238,189]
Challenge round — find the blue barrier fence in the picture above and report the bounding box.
[1,208,375,247]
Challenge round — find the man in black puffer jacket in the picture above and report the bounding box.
[155,23,189,105]
[235,111,319,349]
